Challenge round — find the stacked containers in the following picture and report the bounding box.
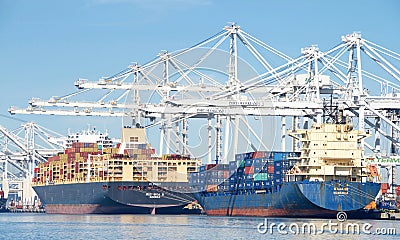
[189,151,300,193]
[229,161,239,191]
[236,151,300,191]
[188,172,201,192]
[189,164,230,192]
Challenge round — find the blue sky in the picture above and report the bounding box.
[0,0,399,140]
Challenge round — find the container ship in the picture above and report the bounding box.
[32,127,202,214]
[190,121,382,218]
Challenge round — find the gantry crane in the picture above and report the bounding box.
[9,24,400,164]
[0,121,64,205]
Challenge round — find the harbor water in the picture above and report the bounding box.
[0,213,398,239]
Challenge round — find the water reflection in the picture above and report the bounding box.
[0,214,398,239]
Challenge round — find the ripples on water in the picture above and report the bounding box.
[0,213,398,239]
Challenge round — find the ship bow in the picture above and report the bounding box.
[296,181,381,211]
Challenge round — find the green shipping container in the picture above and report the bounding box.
[253,173,268,181]
[237,160,245,168]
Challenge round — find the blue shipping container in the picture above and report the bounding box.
[245,182,254,188]
[199,166,206,172]
[235,153,246,161]
[274,161,283,169]
[273,152,283,160]
[254,166,262,173]
[244,152,253,159]
[229,175,237,182]
[263,180,271,187]
[253,158,263,165]
[245,159,254,167]
[274,178,282,184]
[229,161,237,168]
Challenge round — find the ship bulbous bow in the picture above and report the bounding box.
[296,181,381,211]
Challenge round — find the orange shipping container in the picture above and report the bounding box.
[252,151,267,159]
[381,183,389,190]
[381,183,389,194]
[206,185,218,192]
[223,171,230,179]
[244,166,254,175]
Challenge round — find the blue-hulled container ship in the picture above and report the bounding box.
[32,127,201,214]
[190,122,382,218]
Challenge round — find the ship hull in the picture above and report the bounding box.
[195,181,381,219]
[33,181,199,214]
[107,181,198,214]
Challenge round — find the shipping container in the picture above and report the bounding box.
[381,183,389,190]
[218,185,228,191]
[206,185,218,192]
[273,152,283,161]
[252,158,262,167]
[252,151,268,159]
[245,181,254,188]
[237,160,245,168]
[263,180,271,187]
[254,173,268,181]
[244,152,253,159]
[235,153,246,161]
[244,166,254,175]
[245,174,253,180]
[223,171,230,179]
[229,161,237,168]
[229,174,237,182]
[229,168,237,175]
[274,161,283,169]
[274,178,282,184]
[254,181,262,189]
[254,166,262,173]
[245,159,253,167]
[229,183,237,191]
